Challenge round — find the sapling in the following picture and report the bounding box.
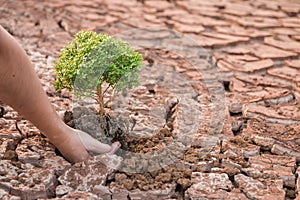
[54,30,143,123]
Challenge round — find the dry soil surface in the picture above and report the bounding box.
[1,0,300,200]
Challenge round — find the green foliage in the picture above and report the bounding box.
[54,30,143,99]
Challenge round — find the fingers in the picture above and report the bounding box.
[107,142,121,154]
[75,129,121,154]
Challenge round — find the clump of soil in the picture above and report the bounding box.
[124,127,174,153]
[62,106,128,144]
[229,135,251,147]
[62,106,175,153]
[112,164,192,192]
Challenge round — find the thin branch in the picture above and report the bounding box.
[103,84,117,108]
[102,83,112,95]
[103,97,111,108]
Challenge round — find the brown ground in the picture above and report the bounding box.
[1,0,300,199]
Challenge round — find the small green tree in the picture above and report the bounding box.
[54,30,143,118]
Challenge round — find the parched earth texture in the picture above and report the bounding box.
[1,0,300,199]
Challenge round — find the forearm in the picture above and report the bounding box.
[0,26,120,163]
[0,26,67,145]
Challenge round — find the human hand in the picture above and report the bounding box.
[75,129,121,154]
[55,126,121,164]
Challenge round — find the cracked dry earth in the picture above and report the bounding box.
[1,0,300,199]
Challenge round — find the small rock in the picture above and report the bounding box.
[221,136,260,158]
[251,135,275,150]
[114,173,128,184]
[155,173,172,183]
[234,174,285,199]
[59,191,99,200]
[123,180,134,190]
[55,185,73,197]
[0,188,21,200]
[110,187,129,200]
[250,44,297,58]
[268,66,300,82]
[264,36,300,53]
[129,184,176,200]
[185,172,233,199]
[58,154,122,197]
[272,144,300,161]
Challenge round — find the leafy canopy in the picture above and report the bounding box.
[54,30,143,97]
